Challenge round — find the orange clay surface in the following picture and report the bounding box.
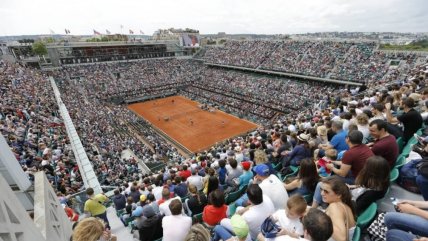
[128,95,258,153]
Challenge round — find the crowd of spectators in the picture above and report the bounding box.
[0,61,83,195]
[203,40,422,83]
[2,41,428,241]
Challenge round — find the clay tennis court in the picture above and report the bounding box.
[128,96,258,153]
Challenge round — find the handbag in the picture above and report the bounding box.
[261,216,281,238]
[367,212,387,241]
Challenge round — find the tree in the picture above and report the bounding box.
[32,41,47,56]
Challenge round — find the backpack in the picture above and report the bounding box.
[398,159,421,193]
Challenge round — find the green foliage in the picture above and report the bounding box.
[32,41,47,56]
[380,39,428,51]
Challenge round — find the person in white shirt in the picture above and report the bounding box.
[162,199,192,241]
[221,184,275,241]
[187,168,204,191]
[265,195,307,240]
[258,208,333,241]
[254,164,289,210]
[158,188,181,216]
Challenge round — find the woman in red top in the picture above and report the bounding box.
[203,189,227,226]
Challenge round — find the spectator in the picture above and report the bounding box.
[83,188,110,229]
[72,217,117,241]
[159,188,181,216]
[285,158,319,196]
[112,189,126,211]
[203,189,228,226]
[326,130,373,184]
[368,119,399,168]
[162,199,192,241]
[386,97,423,145]
[385,200,428,241]
[186,184,208,216]
[187,168,204,191]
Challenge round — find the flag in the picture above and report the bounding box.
[140,30,144,35]
[93,29,101,35]
[106,29,111,35]
[129,29,134,34]
[49,29,55,35]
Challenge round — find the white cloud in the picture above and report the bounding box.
[0,0,427,35]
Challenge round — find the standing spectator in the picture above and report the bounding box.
[83,188,110,229]
[386,98,423,145]
[112,189,126,211]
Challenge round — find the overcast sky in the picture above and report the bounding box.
[1,0,427,36]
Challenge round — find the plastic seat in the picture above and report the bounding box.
[396,137,404,154]
[356,202,377,229]
[225,185,247,204]
[303,193,313,205]
[394,155,406,168]
[401,144,413,158]
[273,162,283,172]
[283,166,300,181]
[228,202,237,217]
[353,226,361,241]
[116,208,125,217]
[390,168,399,183]
[192,212,203,224]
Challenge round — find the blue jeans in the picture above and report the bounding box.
[235,194,249,207]
[212,225,234,241]
[384,212,428,237]
[386,229,415,241]
[416,174,428,201]
[313,182,323,205]
[95,211,110,230]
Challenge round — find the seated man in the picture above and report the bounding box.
[326,130,373,184]
[318,121,349,156]
[162,199,192,241]
[368,119,399,168]
[220,184,275,241]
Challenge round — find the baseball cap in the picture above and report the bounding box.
[140,194,147,202]
[241,161,251,171]
[231,214,249,238]
[142,205,155,218]
[253,164,270,176]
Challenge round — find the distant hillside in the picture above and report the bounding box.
[380,39,428,51]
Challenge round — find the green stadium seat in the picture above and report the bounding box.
[228,202,237,217]
[390,168,399,183]
[303,193,313,205]
[416,128,424,136]
[283,166,300,181]
[356,202,377,229]
[353,226,361,241]
[225,185,247,204]
[394,154,406,169]
[192,212,203,224]
[273,162,283,172]
[396,137,404,154]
